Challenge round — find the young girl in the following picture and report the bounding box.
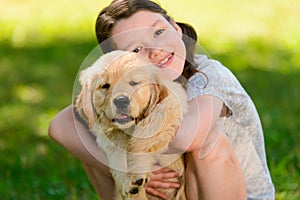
[48,0,275,199]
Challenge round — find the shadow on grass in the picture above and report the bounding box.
[0,39,100,199]
[0,38,299,199]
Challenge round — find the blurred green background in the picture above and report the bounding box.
[0,0,299,199]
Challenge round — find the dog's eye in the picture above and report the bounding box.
[129,81,139,86]
[101,83,110,89]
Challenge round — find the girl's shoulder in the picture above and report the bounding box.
[189,54,238,87]
[187,54,246,101]
[193,54,233,78]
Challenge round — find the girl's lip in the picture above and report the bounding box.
[157,52,174,68]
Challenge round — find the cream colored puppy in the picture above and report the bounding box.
[75,51,188,199]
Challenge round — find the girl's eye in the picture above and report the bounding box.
[132,46,143,53]
[154,29,165,37]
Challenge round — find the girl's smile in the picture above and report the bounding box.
[157,52,174,68]
[111,10,186,80]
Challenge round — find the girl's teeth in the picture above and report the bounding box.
[159,54,172,65]
[161,58,168,64]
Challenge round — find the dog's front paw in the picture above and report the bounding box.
[123,173,149,198]
[134,176,149,187]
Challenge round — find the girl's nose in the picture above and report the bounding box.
[148,48,163,59]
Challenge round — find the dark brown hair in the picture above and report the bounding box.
[95,0,199,82]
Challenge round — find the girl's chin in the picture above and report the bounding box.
[160,68,183,81]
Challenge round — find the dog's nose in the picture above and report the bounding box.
[113,96,130,109]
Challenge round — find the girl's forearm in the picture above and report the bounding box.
[48,105,109,169]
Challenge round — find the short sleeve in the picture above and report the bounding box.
[186,72,208,101]
[185,55,236,158]
[187,55,236,113]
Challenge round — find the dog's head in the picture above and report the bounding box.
[75,51,168,130]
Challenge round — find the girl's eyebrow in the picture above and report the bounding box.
[151,19,162,27]
[118,19,164,50]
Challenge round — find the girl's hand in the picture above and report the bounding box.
[145,165,181,199]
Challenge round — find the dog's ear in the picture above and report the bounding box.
[153,71,169,104]
[156,82,169,104]
[75,70,97,128]
[144,74,169,117]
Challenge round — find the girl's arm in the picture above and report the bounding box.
[147,95,246,199]
[171,95,223,153]
[49,106,183,199]
[48,105,108,170]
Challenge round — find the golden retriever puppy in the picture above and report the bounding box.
[75,51,188,200]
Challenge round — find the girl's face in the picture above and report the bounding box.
[111,11,186,80]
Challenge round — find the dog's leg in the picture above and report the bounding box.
[125,87,187,198]
[124,107,179,199]
[121,172,150,199]
[107,154,147,200]
[96,140,129,199]
[110,169,133,200]
[126,101,185,199]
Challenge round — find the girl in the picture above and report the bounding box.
[48,0,275,199]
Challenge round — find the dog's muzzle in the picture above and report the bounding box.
[112,96,133,125]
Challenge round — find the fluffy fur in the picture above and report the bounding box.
[75,51,188,199]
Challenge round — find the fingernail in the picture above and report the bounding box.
[173,183,180,188]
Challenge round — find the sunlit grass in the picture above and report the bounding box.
[1,0,299,50]
[0,0,111,46]
[0,0,299,199]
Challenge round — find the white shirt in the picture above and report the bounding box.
[186,54,275,199]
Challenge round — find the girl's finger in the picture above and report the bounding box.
[147,180,181,189]
[150,171,179,181]
[152,166,174,174]
[145,187,167,200]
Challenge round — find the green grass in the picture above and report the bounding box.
[0,0,299,199]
